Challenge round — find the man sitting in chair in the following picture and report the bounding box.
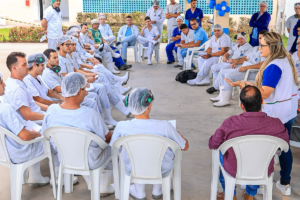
[187,24,231,86]
[98,14,116,45]
[109,87,189,200]
[116,15,140,64]
[41,72,114,196]
[175,18,208,70]
[209,85,288,200]
[138,16,160,65]
[0,71,49,187]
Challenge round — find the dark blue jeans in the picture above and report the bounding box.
[279,117,295,185]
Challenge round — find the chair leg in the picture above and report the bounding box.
[90,169,101,200]
[223,173,236,200]
[64,174,73,193]
[267,176,273,200]
[162,176,171,200]
[48,156,57,198]
[22,168,29,184]
[10,165,24,200]
[57,165,64,200]
[121,173,131,200]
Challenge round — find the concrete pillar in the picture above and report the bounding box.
[213,0,230,35]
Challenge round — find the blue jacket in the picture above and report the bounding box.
[290,19,300,53]
[249,12,271,46]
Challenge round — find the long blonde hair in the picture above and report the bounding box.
[255,32,298,87]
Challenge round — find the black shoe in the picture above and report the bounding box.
[179,67,183,70]
[206,87,219,94]
[174,64,182,68]
[115,42,121,46]
[167,61,175,64]
[191,66,196,70]
[97,44,104,52]
[120,64,132,70]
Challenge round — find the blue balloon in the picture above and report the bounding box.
[221,1,227,6]
[218,10,225,17]
[187,0,191,3]
[225,6,231,12]
[215,4,222,10]
[209,3,215,9]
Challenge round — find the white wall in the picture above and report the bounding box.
[284,0,299,36]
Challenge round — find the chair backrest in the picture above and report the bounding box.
[43,126,108,172]
[112,134,182,180]
[203,41,210,51]
[0,126,19,166]
[219,135,289,180]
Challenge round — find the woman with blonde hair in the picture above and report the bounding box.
[226,31,298,198]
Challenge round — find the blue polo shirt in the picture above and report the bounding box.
[193,26,208,45]
[172,27,182,43]
[185,8,204,29]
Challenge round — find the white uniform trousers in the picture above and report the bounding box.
[211,62,232,82]
[95,43,114,63]
[177,47,184,65]
[48,38,58,50]
[103,35,116,45]
[197,56,220,77]
[138,35,156,56]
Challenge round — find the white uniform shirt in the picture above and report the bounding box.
[292,52,300,76]
[209,33,232,53]
[43,6,63,39]
[79,32,95,46]
[3,77,44,119]
[242,46,266,67]
[42,67,63,90]
[181,29,195,43]
[285,15,299,48]
[142,25,160,39]
[99,23,114,37]
[146,7,166,30]
[58,54,75,74]
[110,119,186,174]
[165,3,182,27]
[23,74,51,101]
[41,104,109,169]
[0,103,44,164]
[118,25,140,39]
[228,42,252,60]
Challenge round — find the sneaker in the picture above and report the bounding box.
[152,194,163,199]
[167,61,175,64]
[206,87,219,94]
[174,64,183,68]
[276,181,291,196]
[120,64,132,70]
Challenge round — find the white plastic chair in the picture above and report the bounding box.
[183,41,210,70]
[112,134,182,200]
[43,126,111,200]
[138,37,161,64]
[210,135,289,200]
[0,126,57,200]
[117,37,139,63]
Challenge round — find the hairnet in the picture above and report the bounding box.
[259,1,268,7]
[91,19,100,25]
[98,14,106,19]
[128,87,154,115]
[295,2,300,8]
[213,24,223,31]
[66,30,78,37]
[51,0,61,4]
[70,36,78,44]
[69,25,81,32]
[27,53,48,68]
[56,35,71,49]
[176,15,184,21]
[152,0,159,6]
[237,33,247,41]
[61,72,87,98]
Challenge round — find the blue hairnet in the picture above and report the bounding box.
[61,72,87,98]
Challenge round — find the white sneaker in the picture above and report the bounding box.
[107,124,114,130]
[276,181,291,196]
[28,176,50,187]
[111,51,121,58]
[257,185,264,195]
[187,76,203,86]
[148,60,152,65]
[196,75,210,86]
[121,86,132,95]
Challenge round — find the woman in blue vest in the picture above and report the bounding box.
[226,32,298,197]
[249,1,271,47]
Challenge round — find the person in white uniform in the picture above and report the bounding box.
[138,16,160,65]
[291,37,300,76]
[187,24,232,86]
[146,0,166,35]
[116,15,140,63]
[41,0,63,50]
[3,52,47,121]
[23,53,64,106]
[165,0,182,40]
[41,72,114,196]
[0,71,49,186]
[206,32,252,93]
[110,87,189,200]
[98,14,116,45]
[285,3,300,51]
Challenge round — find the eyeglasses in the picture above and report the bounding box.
[259,44,269,48]
[70,44,76,46]
[63,43,71,47]
[190,23,197,26]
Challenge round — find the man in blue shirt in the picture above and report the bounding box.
[185,0,204,29]
[175,18,208,69]
[166,16,183,64]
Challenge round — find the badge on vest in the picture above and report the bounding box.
[240,53,244,56]
[255,58,258,61]
[175,12,177,14]
[158,15,160,17]
[218,47,221,50]
[296,63,300,67]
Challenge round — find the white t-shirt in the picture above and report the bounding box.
[209,33,232,53]
[142,25,160,39]
[42,67,63,90]
[23,74,51,101]
[228,42,252,60]
[285,15,299,48]
[43,6,63,39]
[110,119,186,174]
[3,77,44,119]
[58,54,75,74]
[99,23,114,37]
[181,29,195,44]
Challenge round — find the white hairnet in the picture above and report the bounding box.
[237,33,247,41]
[91,19,100,25]
[69,26,81,32]
[259,1,268,7]
[176,15,184,21]
[213,24,223,31]
[56,35,71,49]
[61,72,87,98]
[66,30,78,37]
[70,36,78,44]
[128,87,154,115]
[98,14,106,19]
[27,53,48,68]
[152,0,159,6]
[295,2,300,8]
